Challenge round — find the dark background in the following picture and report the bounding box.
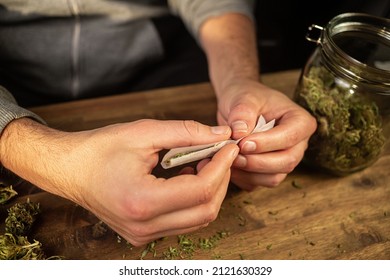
[4,0,388,105]
[137,0,390,93]
[255,0,390,72]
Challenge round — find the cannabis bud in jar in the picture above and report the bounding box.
[296,66,385,174]
[294,13,390,176]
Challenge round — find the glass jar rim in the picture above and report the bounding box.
[321,13,390,90]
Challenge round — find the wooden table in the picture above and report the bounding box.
[1,69,389,260]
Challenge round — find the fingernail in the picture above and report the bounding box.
[234,154,247,167]
[232,146,240,158]
[231,121,248,133]
[242,141,256,152]
[211,125,230,135]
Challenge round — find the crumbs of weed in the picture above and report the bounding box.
[143,230,231,260]
[292,180,304,189]
[237,214,247,226]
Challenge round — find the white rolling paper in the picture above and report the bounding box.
[161,115,275,169]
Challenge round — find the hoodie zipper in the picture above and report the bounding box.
[67,0,81,98]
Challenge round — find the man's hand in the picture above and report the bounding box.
[200,13,317,190]
[0,118,238,246]
[216,79,316,190]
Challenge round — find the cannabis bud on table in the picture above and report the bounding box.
[295,66,386,175]
[0,233,46,260]
[0,198,46,260]
[5,199,41,236]
[0,184,18,205]
[0,184,63,260]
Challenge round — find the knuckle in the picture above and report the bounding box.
[308,114,318,133]
[182,120,201,137]
[133,119,153,131]
[128,239,144,247]
[199,223,209,229]
[203,207,219,224]
[124,196,152,221]
[198,182,213,204]
[126,236,149,247]
[128,224,151,239]
[285,130,300,146]
[283,154,299,173]
[266,174,287,188]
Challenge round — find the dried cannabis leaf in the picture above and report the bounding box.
[0,233,46,260]
[145,231,231,260]
[0,184,18,205]
[5,198,40,236]
[0,190,64,260]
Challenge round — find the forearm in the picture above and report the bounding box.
[0,86,68,194]
[199,13,260,96]
[0,118,82,202]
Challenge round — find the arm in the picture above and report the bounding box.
[0,116,239,246]
[0,86,46,184]
[0,88,239,246]
[198,12,317,190]
[200,13,259,98]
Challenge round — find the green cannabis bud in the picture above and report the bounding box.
[0,233,46,260]
[0,184,18,205]
[295,66,386,175]
[0,193,64,260]
[5,199,41,236]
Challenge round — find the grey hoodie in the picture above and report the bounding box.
[0,0,254,133]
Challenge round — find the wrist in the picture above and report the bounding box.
[0,118,32,167]
[200,13,260,95]
[0,118,79,200]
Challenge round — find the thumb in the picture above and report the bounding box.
[147,119,232,150]
[227,102,259,140]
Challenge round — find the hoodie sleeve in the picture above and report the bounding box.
[167,0,255,40]
[0,86,46,135]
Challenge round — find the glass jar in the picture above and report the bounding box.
[294,13,390,176]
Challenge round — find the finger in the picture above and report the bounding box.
[226,101,259,140]
[217,110,228,126]
[196,158,210,172]
[118,223,209,247]
[231,169,288,190]
[137,144,239,219]
[234,140,308,173]
[196,143,238,180]
[239,112,316,154]
[131,166,232,246]
[134,119,232,150]
[178,166,195,175]
[96,205,210,247]
[86,206,208,248]
[111,148,235,246]
[124,172,230,246]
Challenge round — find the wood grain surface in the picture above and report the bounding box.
[1,69,389,260]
